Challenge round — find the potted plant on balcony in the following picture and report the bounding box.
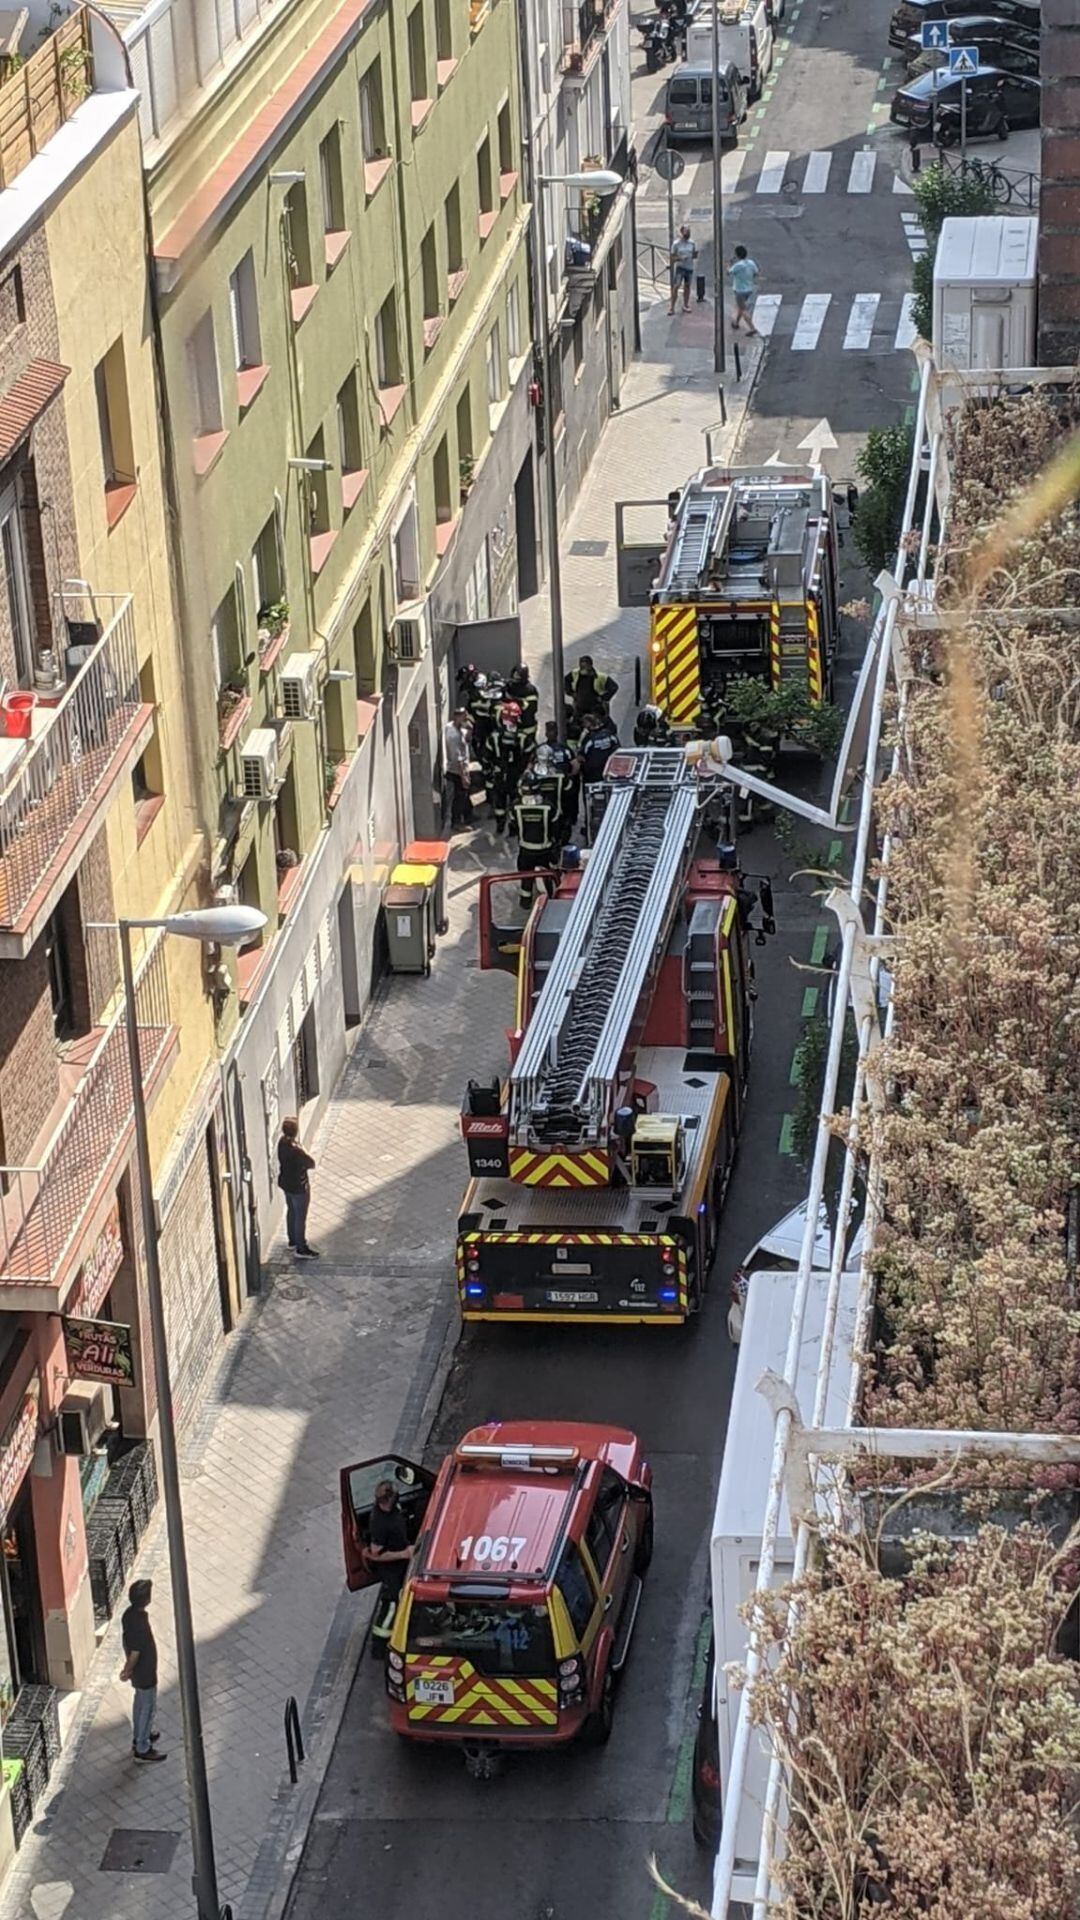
[257,600,290,659]
[217,678,248,740]
[459,456,476,504]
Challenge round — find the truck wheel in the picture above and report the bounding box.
[634,1500,654,1573]
[583,1666,615,1746]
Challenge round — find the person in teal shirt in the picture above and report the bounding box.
[728,245,760,336]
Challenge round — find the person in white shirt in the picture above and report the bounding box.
[443,708,473,828]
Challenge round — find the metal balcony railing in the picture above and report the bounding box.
[565,127,632,258]
[0,595,141,932]
[0,938,172,1290]
[560,0,605,70]
[125,0,286,144]
[0,7,94,191]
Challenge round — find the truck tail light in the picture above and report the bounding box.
[558,1655,585,1706]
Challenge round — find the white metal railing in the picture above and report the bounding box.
[0,594,140,929]
[124,0,286,145]
[712,354,1080,1914]
[0,936,172,1287]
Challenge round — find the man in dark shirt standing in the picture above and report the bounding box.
[368,1479,413,1650]
[120,1578,165,1762]
[277,1116,318,1258]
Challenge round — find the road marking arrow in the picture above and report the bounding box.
[797,417,838,466]
[763,449,784,466]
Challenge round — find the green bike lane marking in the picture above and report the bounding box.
[800,986,819,1018]
[778,1112,796,1156]
[648,1609,714,1917]
[810,924,829,966]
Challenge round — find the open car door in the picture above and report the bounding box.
[340,1453,436,1591]
[478,872,538,974]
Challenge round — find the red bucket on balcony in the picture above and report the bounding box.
[2,691,36,738]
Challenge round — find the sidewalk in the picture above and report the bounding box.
[0,290,760,1920]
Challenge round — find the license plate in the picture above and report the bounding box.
[548,1289,599,1304]
[414,1678,454,1706]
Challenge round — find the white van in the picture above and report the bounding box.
[686,0,774,98]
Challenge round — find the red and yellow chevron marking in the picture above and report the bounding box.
[650,604,700,724]
[769,601,781,692]
[463,1229,651,1246]
[405,1655,558,1728]
[805,599,823,705]
[508,1148,610,1188]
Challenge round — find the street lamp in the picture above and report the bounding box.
[102,904,266,1920]
[534,168,623,741]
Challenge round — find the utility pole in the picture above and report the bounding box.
[710,0,726,376]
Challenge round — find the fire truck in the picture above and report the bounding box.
[616,466,845,727]
[458,746,774,1324]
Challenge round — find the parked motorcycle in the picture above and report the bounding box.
[642,16,677,70]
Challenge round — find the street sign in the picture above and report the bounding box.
[653,147,686,182]
[948,46,979,76]
[920,19,950,48]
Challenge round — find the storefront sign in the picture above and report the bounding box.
[63,1317,136,1389]
[0,1379,40,1526]
[67,1201,124,1320]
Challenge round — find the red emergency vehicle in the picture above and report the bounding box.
[340,1421,653,1772]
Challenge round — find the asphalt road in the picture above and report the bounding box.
[286,7,894,1918]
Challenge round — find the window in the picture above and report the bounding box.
[421,224,440,320]
[353,599,376,695]
[585,1468,626,1575]
[433,434,452,525]
[507,279,522,361]
[572,308,585,379]
[476,135,494,221]
[435,0,452,63]
[252,513,285,628]
[228,252,262,369]
[497,99,513,178]
[0,264,24,346]
[0,485,33,686]
[486,320,503,407]
[131,660,163,838]
[187,311,222,436]
[320,126,346,239]
[359,60,386,161]
[407,2,429,105]
[393,500,420,603]
[445,181,464,278]
[211,584,242,693]
[284,181,313,290]
[555,1546,595,1638]
[456,385,473,465]
[43,910,75,1042]
[306,428,330,536]
[375,294,402,388]
[94,339,135,518]
[407,1599,555,1677]
[337,372,366,510]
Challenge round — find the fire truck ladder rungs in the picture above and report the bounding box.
[668,485,737,596]
[510,750,700,1146]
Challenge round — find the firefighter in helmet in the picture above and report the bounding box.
[541,719,579,837]
[464,671,502,782]
[633,704,671,747]
[511,769,560,909]
[489,697,527,834]
[505,663,539,759]
[564,655,618,744]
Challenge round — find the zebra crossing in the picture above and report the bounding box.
[740,289,920,353]
[749,147,913,197]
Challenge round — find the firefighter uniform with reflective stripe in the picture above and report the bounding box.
[565,663,618,738]
[489,721,526,832]
[512,791,559,908]
[506,668,539,757]
[468,680,502,778]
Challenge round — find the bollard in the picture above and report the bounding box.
[696,272,706,304]
[634,656,642,705]
[733,339,742,383]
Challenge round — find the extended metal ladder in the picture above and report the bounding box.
[510,749,701,1148]
[667,485,736,596]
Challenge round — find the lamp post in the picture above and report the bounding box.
[710,0,726,378]
[111,905,267,1920]
[534,167,622,740]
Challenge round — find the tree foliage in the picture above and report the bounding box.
[852,424,915,573]
[908,162,996,343]
[723,673,845,757]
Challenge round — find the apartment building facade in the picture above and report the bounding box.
[128,0,536,1254]
[0,0,229,1856]
[519,0,636,519]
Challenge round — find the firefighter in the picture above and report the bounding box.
[488,698,527,833]
[540,719,578,837]
[467,672,502,781]
[512,770,560,909]
[578,709,620,835]
[564,655,618,740]
[634,704,671,747]
[506,663,539,758]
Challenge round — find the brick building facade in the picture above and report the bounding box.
[1038,1,1080,365]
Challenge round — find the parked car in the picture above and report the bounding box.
[889,0,1040,50]
[902,12,1040,68]
[727,1201,864,1344]
[890,64,1040,139]
[905,22,1040,77]
[664,61,747,142]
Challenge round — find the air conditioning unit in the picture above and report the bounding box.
[389,604,428,664]
[240,727,280,800]
[279,651,320,721]
[58,1379,112,1457]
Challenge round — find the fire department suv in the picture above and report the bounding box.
[340,1422,653,1771]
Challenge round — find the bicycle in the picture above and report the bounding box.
[949,153,1015,204]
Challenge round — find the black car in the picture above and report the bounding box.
[904,17,1040,76]
[889,0,1039,50]
[891,64,1041,135]
[691,1630,722,1850]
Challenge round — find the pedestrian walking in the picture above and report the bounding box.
[669,225,697,316]
[728,245,760,335]
[443,707,473,829]
[277,1116,319,1258]
[120,1579,165,1762]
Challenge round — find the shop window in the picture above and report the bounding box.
[94,339,136,525]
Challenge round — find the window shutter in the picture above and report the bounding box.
[273,490,288,598]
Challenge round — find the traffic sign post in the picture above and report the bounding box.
[948,48,979,166]
[920,19,950,49]
[654,145,685,284]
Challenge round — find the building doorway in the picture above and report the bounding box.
[1,1482,46,1694]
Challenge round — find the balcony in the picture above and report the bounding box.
[0,6,93,190]
[559,0,606,76]
[562,128,633,317]
[0,939,176,1308]
[0,594,153,956]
